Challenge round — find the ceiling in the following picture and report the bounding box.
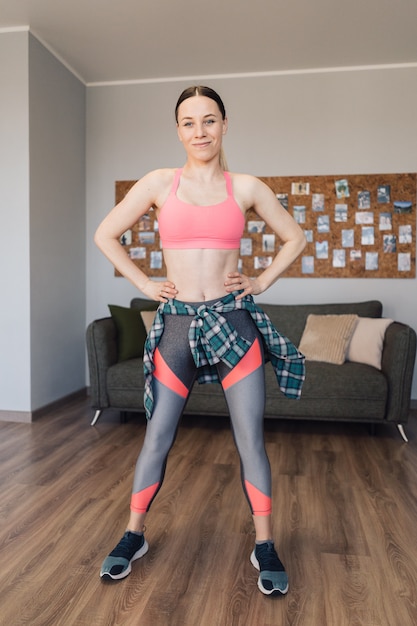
[1,0,417,85]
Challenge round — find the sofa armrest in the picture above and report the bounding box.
[381,322,417,423]
[86,317,118,409]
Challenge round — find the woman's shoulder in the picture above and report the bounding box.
[135,168,177,197]
[228,171,265,191]
[123,169,178,209]
[141,167,177,186]
[228,172,271,207]
[136,168,180,209]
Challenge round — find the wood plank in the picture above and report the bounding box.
[0,398,416,625]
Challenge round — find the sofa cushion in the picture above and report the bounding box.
[298,314,358,364]
[107,358,144,407]
[106,355,388,421]
[140,309,157,332]
[264,361,388,420]
[347,317,393,369]
[108,305,147,362]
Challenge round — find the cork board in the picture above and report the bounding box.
[115,172,416,278]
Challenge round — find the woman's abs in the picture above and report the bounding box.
[163,248,239,301]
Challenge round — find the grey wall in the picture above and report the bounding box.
[29,34,86,410]
[0,32,86,417]
[86,70,417,398]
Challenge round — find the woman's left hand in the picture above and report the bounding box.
[224,272,261,300]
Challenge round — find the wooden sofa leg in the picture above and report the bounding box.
[397,424,408,443]
[91,410,102,426]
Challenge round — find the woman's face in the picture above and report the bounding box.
[176,95,227,162]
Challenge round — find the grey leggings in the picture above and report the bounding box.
[130,306,272,517]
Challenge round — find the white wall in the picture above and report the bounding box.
[86,69,417,398]
[0,32,31,412]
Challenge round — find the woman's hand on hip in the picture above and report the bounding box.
[224,272,262,300]
[141,279,178,303]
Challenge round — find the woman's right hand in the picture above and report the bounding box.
[141,279,178,303]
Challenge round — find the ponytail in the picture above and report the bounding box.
[219,147,229,171]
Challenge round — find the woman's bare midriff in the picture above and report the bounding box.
[163,248,239,302]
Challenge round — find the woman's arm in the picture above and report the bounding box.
[94,169,178,302]
[225,175,306,299]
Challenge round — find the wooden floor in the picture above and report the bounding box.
[1,397,417,626]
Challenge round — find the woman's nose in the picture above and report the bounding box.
[195,122,206,137]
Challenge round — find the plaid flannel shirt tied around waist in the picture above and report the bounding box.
[143,292,305,419]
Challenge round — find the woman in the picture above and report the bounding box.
[95,85,306,595]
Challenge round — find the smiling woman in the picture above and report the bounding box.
[94,84,306,596]
[175,85,229,171]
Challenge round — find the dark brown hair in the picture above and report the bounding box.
[175,85,226,122]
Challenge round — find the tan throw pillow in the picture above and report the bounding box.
[140,309,157,333]
[347,317,393,369]
[299,314,358,365]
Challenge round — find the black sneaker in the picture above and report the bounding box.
[250,541,289,595]
[100,531,149,581]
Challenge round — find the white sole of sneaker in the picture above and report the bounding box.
[100,540,149,581]
[250,549,289,596]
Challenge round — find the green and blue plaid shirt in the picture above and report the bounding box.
[143,292,305,419]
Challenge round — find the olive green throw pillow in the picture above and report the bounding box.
[108,304,148,362]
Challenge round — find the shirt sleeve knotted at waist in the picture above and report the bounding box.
[188,303,251,369]
[143,293,305,419]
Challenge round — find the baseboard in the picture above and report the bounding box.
[0,410,33,424]
[0,388,88,424]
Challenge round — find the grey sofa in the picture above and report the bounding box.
[86,299,416,440]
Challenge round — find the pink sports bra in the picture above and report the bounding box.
[158,169,245,249]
